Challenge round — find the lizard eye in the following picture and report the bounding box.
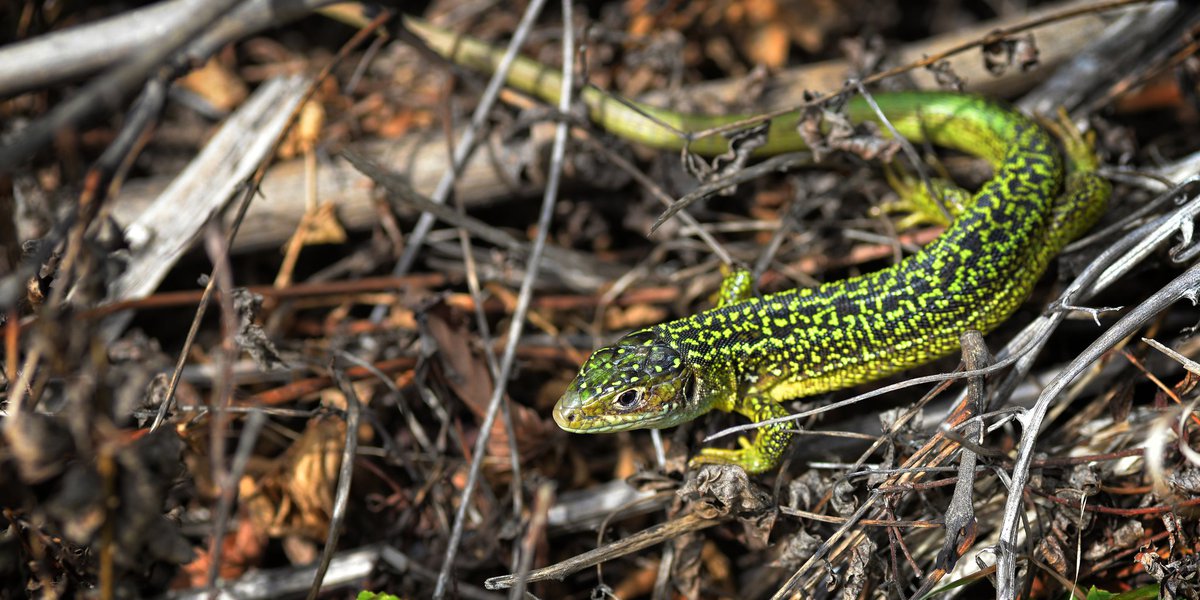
[615,389,640,409]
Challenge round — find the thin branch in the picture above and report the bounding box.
[995,262,1200,599]
[485,513,723,590]
[204,410,267,593]
[510,483,556,599]
[0,0,243,173]
[200,221,241,600]
[651,152,814,232]
[376,0,551,323]
[854,79,951,223]
[440,68,525,520]
[307,363,362,600]
[341,149,607,290]
[433,2,573,595]
[150,11,392,432]
[0,0,346,98]
[907,331,989,600]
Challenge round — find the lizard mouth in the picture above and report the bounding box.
[553,402,642,433]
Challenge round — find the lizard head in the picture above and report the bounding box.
[554,330,702,433]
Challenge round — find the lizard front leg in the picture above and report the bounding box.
[689,397,792,474]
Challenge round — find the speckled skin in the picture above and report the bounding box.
[411,19,1111,473]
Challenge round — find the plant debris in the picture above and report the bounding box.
[3,1,1200,598]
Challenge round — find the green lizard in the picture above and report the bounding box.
[408,18,1111,473]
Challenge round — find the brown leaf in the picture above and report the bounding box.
[679,465,776,548]
[178,57,247,113]
[604,303,669,331]
[1036,535,1068,576]
[240,416,347,541]
[277,101,325,159]
[842,537,876,599]
[421,302,559,465]
[288,202,348,247]
[747,22,789,69]
[176,518,267,587]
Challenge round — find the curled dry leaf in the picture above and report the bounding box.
[683,121,771,194]
[1168,467,1200,495]
[982,32,1040,76]
[841,536,876,599]
[5,423,193,589]
[680,465,776,548]
[240,415,347,541]
[291,202,349,246]
[797,96,900,163]
[1037,534,1069,577]
[1136,548,1200,600]
[772,528,822,571]
[927,59,966,91]
[232,288,286,371]
[1084,520,1144,562]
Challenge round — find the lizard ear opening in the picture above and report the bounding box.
[683,373,698,404]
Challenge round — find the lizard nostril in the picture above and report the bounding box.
[553,404,581,430]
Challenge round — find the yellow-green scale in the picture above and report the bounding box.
[409,18,1112,473]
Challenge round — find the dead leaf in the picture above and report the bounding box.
[747,22,789,68]
[232,288,286,371]
[421,301,559,466]
[277,101,325,159]
[176,517,267,587]
[240,415,347,541]
[178,57,248,113]
[288,203,349,247]
[604,303,669,330]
